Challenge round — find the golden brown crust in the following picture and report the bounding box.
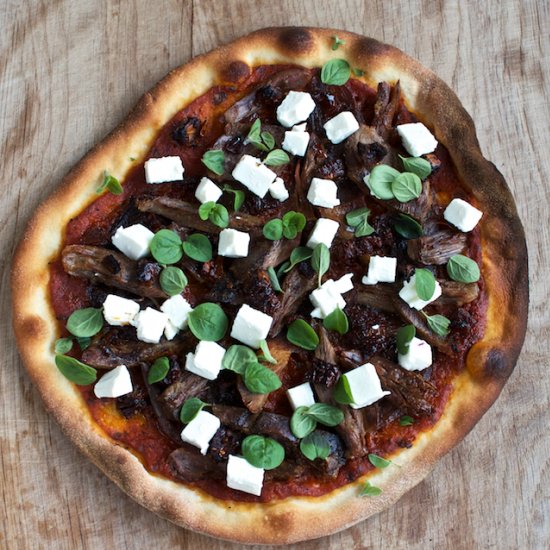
[11,27,528,544]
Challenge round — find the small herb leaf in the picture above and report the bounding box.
[306,403,344,427]
[415,268,436,300]
[424,313,451,337]
[222,345,257,375]
[281,211,306,239]
[368,453,392,469]
[150,229,183,265]
[188,303,228,342]
[331,35,345,50]
[323,307,349,335]
[311,243,330,287]
[391,172,422,203]
[367,165,400,200]
[267,266,283,292]
[400,155,432,180]
[159,266,188,296]
[66,308,103,338]
[290,406,317,438]
[264,149,289,166]
[242,435,285,470]
[180,397,207,423]
[283,247,313,272]
[259,340,277,364]
[346,207,374,237]
[399,415,415,426]
[201,150,225,176]
[300,432,331,461]
[333,374,354,405]
[396,324,416,355]
[360,481,383,497]
[447,254,480,283]
[55,337,73,354]
[263,219,284,240]
[352,67,365,77]
[147,356,170,384]
[394,213,423,239]
[321,59,351,85]
[287,319,319,350]
[182,234,213,262]
[55,355,97,385]
[244,362,282,394]
[223,185,245,211]
[96,171,123,195]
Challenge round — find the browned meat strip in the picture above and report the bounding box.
[437,280,479,306]
[356,284,398,313]
[168,447,224,482]
[158,371,210,420]
[407,231,467,265]
[370,356,436,417]
[62,245,166,299]
[372,81,402,138]
[391,177,434,223]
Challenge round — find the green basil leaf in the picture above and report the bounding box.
[263,219,284,240]
[247,118,261,143]
[396,324,416,355]
[320,59,351,85]
[345,207,374,237]
[311,243,330,287]
[360,481,383,497]
[331,35,345,51]
[198,201,215,221]
[182,234,213,262]
[222,344,257,375]
[394,213,423,239]
[399,155,432,180]
[66,307,103,338]
[399,415,414,427]
[242,435,285,470]
[150,229,183,265]
[281,211,307,239]
[96,171,123,195]
[76,336,92,350]
[159,266,188,296]
[306,403,344,427]
[259,339,277,364]
[277,260,291,278]
[286,319,319,351]
[54,337,73,354]
[223,185,245,211]
[147,356,170,384]
[391,172,422,203]
[323,307,349,335]
[283,247,313,273]
[424,313,451,337]
[352,67,365,77]
[300,431,331,461]
[368,453,392,469]
[188,303,228,341]
[447,254,480,283]
[264,149,290,166]
[209,204,229,229]
[267,266,283,293]
[415,268,436,300]
[290,406,317,438]
[201,149,225,176]
[55,355,97,385]
[367,165,399,200]
[261,131,275,151]
[179,397,207,423]
[244,362,282,394]
[333,374,354,405]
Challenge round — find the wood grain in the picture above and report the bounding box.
[1,1,548,548]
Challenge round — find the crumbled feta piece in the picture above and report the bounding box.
[307,178,340,208]
[226,455,264,496]
[144,156,184,184]
[230,304,273,349]
[396,123,438,157]
[102,294,140,326]
[185,341,226,381]
[333,273,354,294]
[361,256,397,285]
[218,228,250,258]
[231,154,277,198]
[399,274,442,310]
[323,111,359,144]
[269,177,289,202]
[343,363,390,409]
[180,410,221,455]
[94,365,133,399]
[282,130,310,157]
[112,224,154,260]
[398,337,433,371]
[310,280,346,318]
[287,382,315,410]
[195,177,222,204]
[160,295,192,340]
[164,320,179,341]
[443,198,483,232]
[136,307,168,343]
[276,91,316,128]
[292,122,307,132]
[306,218,339,249]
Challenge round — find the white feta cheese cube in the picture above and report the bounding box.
[269,177,289,202]
[276,91,316,128]
[160,295,192,330]
[398,337,433,372]
[396,123,438,157]
[343,363,390,409]
[218,228,250,258]
[362,256,397,286]
[112,224,154,260]
[231,154,277,198]
[306,218,339,249]
[292,122,307,132]
[136,307,168,343]
[164,320,179,341]
[94,365,133,399]
[307,178,340,208]
[195,177,222,204]
[180,410,220,455]
[287,382,315,410]
[144,156,184,184]
[333,273,354,294]
[309,280,346,318]
[102,294,140,326]
[399,274,442,310]
[230,304,273,349]
[186,341,226,381]
[311,308,322,318]
[323,111,359,144]
[443,198,483,232]
[282,130,310,157]
[226,455,264,496]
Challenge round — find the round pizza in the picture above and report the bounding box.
[11,28,528,544]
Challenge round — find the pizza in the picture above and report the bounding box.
[11,28,528,544]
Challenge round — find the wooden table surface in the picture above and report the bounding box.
[2,1,548,548]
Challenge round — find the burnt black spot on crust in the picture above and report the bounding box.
[483,348,511,380]
[222,61,250,84]
[277,27,313,54]
[351,36,391,60]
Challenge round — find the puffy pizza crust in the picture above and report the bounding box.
[11,27,528,544]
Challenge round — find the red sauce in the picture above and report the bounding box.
[49,65,488,502]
